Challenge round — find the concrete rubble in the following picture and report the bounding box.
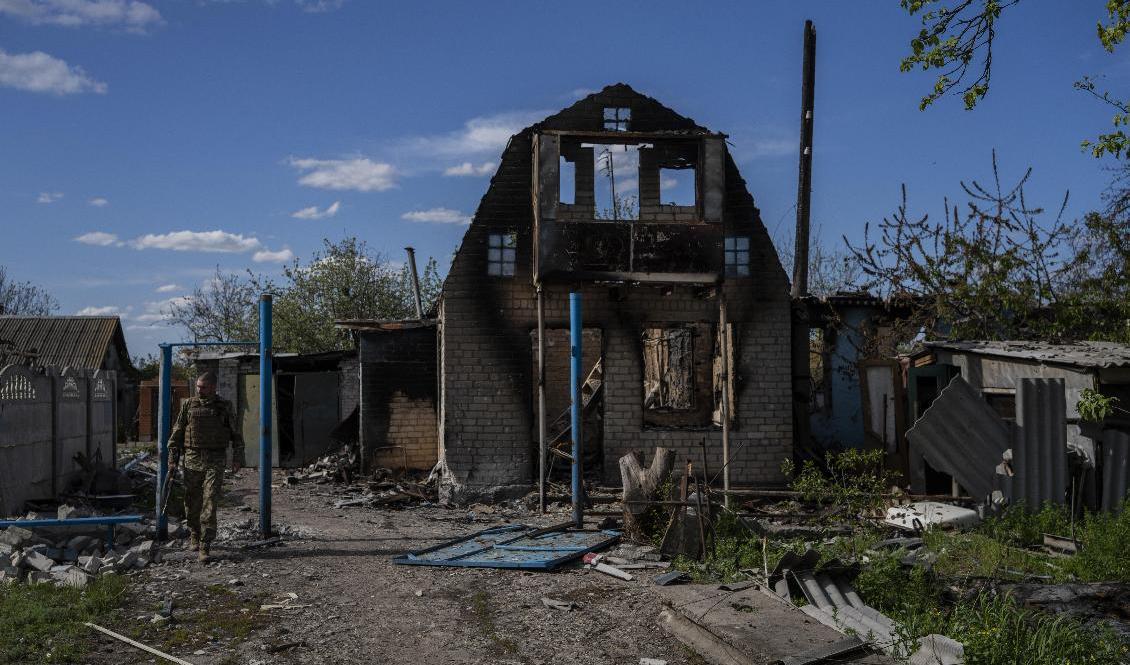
[0,504,174,588]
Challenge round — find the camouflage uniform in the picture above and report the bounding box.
[168,395,244,546]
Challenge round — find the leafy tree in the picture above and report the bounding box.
[0,266,58,315]
[252,237,442,353]
[900,0,1130,157]
[164,237,443,353]
[847,152,1130,342]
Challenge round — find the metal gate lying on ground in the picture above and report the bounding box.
[393,524,620,570]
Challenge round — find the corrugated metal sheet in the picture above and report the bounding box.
[925,340,1130,369]
[1012,379,1068,509]
[907,376,1009,501]
[1102,430,1130,513]
[392,524,619,570]
[0,316,126,369]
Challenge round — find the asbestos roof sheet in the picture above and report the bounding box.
[0,316,128,370]
[925,340,1130,369]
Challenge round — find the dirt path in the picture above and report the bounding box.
[89,472,699,665]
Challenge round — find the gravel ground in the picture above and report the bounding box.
[85,471,701,665]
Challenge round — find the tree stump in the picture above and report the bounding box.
[620,447,676,540]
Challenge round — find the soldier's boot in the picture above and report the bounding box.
[198,543,211,563]
[188,534,200,552]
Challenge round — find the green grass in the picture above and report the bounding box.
[0,574,130,664]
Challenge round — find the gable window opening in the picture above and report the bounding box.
[587,143,644,221]
[725,236,750,276]
[642,327,695,411]
[487,232,517,276]
[559,156,576,204]
[603,106,631,132]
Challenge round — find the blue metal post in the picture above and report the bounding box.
[156,343,173,540]
[259,294,273,539]
[569,291,583,529]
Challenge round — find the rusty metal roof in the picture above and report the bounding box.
[0,316,130,370]
[926,340,1130,369]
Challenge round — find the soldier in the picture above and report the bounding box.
[168,371,243,562]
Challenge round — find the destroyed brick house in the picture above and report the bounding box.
[426,84,794,500]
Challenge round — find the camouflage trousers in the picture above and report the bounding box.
[182,448,227,544]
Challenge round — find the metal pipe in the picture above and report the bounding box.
[156,343,173,540]
[259,294,273,539]
[719,296,731,508]
[536,284,547,513]
[405,247,424,321]
[569,291,584,528]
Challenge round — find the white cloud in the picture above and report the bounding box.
[399,111,546,160]
[0,0,163,31]
[660,177,680,191]
[401,207,471,225]
[294,0,343,11]
[288,157,397,192]
[37,191,63,203]
[0,48,107,95]
[290,200,341,220]
[131,230,261,253]
[76,305,118,316]
[155,283,179,293]
[74,231,119,246]
[748,138,794,158]
[88,197,109,207]
[567,87,597,99]
[443,161,496,177]
[253,248,294,263]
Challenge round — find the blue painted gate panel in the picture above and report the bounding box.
[393,524,620,570]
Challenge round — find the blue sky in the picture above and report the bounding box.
[1,0,1125,358]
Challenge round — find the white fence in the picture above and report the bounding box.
[0,364,116,516]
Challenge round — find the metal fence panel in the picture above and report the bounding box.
[907,376,1009,501]
[1013,378,1068,510]
[1102,430,1130,512]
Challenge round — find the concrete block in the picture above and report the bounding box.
[26,571,52,585]
[57,505,90,520]
[80,556,103,575]
[117,551,139,570]
[56,567,91,588]
[0,526,45,548]
[25,550,56,572]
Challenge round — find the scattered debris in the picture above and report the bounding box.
[260,592,311,611]
[540,597,579,611]
[884,502,980,532]
[583,552,634,581]
[653,570,688,586]
[658,605,757,665]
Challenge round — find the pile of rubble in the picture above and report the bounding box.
[286,444,362,484]
[0,506,165,588]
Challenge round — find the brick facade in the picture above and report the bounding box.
[359,326,438,472]
[437,84,793,498]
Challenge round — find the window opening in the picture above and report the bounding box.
[487,232,517,276]
[559,156,576,205]
[586,143,641,221]
[603,107,631,132]
[725,236,750,276]
[659,167,696,206]
[642,327,695,411]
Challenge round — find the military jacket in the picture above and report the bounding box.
[169,395,245,463]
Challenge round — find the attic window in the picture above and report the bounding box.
[603,107,631,132]
[487,232,517,276]
[660,167,696,206]
[725,236,750,276]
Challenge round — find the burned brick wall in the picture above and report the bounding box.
[359,326,438,472]
[437,84,793,496]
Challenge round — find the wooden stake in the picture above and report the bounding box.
[85,622,197,665]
